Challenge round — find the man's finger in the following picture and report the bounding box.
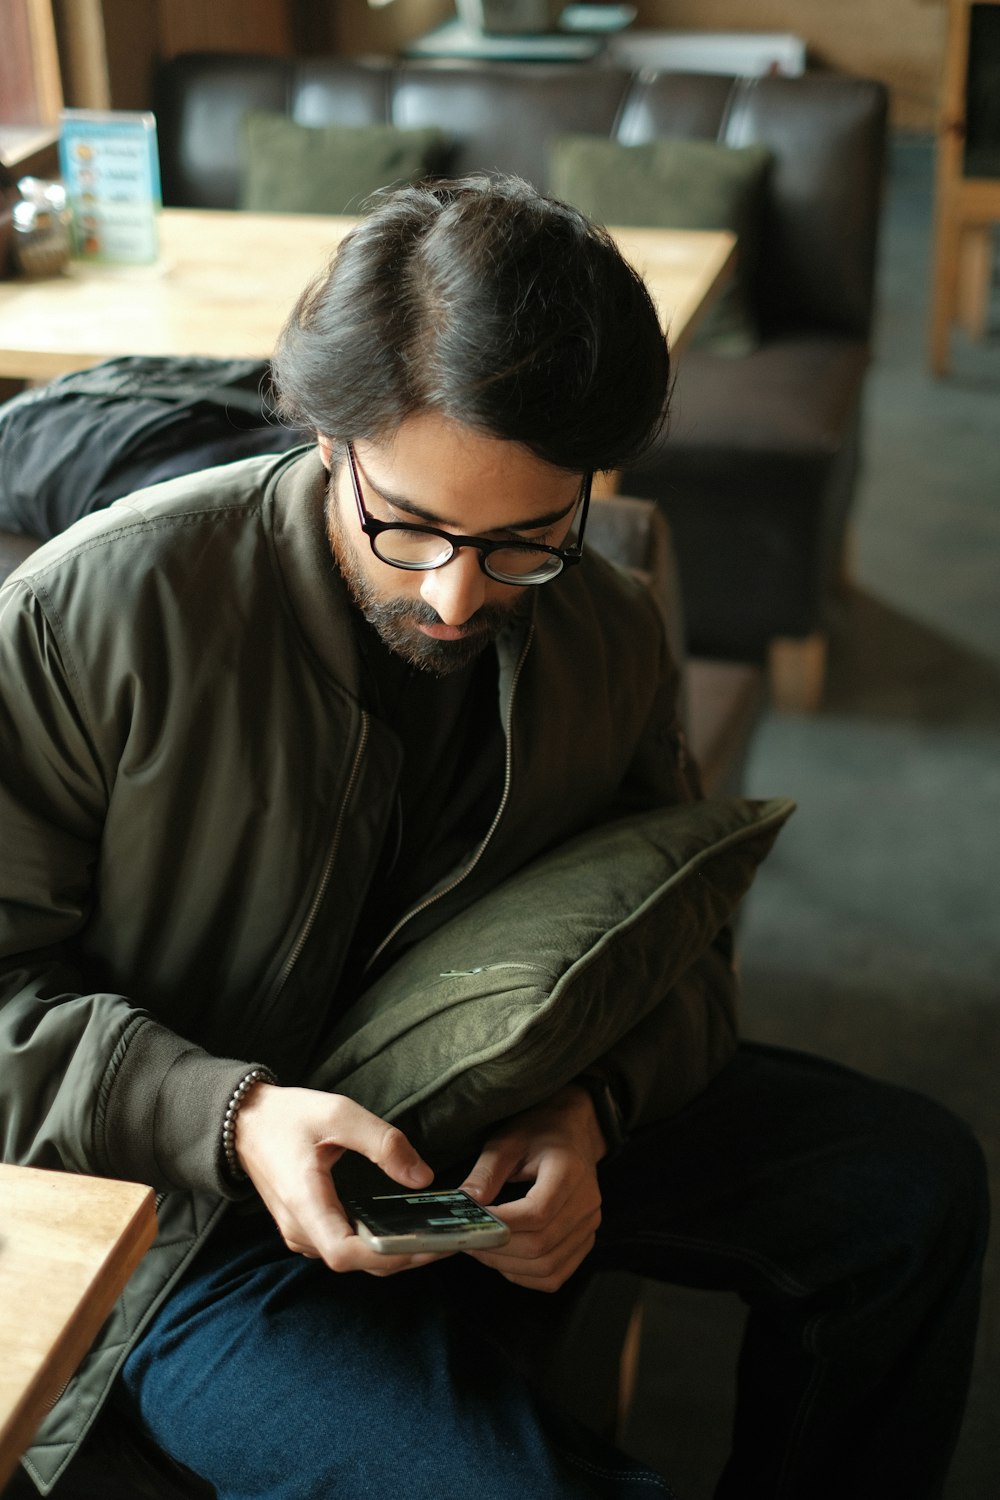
[460,1139,524,1204]
[314,1097,434,1190]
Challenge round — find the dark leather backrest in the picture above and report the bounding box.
[390,61,632,185]
[292,58,393,127]
[154,54,399,208]
[736,74,887,338]
[618,71,887,337]
[586,493,687,680]
[154,52,295,208]
[154,54,632,208]
[154,52,886,338]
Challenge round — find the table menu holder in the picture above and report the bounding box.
[58,109,161,266]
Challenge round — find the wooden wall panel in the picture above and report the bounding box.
[39,0,949,131]
[303,0,949,130]
[53,0,111,110]
[0,0,38,125]
[632,0,948,130]
[102,0,158,111]
[0,0,63,124]
[324,0,453,57]
[54,0,295,113]
[156,0,295,60]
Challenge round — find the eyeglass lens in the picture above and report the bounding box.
[371,529,565,583]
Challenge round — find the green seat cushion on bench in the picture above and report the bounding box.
[549,135,772,356]
[240,113,448,215]
[311,796,794,1168]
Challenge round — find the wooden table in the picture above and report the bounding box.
[0,1163,156,1488]
[0,208,735,382]
[614,223,735,355]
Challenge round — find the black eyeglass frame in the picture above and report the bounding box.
[346,441,592,586]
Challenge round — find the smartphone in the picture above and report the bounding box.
[345,1188,511,1255]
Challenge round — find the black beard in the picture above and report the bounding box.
[325,486,530,676]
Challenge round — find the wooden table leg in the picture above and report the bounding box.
[768,632,828,714]
[929,199,962,377]
[957,225,995,338]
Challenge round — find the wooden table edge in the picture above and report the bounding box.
[0,1169,157,1490]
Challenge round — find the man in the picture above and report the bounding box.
[0,178,987,1499]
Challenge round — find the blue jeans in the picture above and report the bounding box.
[117,1045,988,1499]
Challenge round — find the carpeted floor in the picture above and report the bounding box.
[620,135,1000,1498]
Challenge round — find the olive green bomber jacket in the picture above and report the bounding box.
[0,447,737,1491]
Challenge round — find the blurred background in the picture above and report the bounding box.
[620,128,1000,1500]
[2,2,997,1495]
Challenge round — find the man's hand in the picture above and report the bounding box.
[458,1085,607,1292]
[235,1083,440,1276]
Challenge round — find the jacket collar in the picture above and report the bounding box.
[266,445,362,701]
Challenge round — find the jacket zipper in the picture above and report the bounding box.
[363,629,532,977]
[270,714,371,1010]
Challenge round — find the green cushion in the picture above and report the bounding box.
[549,135,772,356]
[310,796,794,1168]
[240,113,448,215]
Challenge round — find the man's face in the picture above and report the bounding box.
[320,413,584,675]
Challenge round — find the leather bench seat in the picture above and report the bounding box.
[624,337,870,660]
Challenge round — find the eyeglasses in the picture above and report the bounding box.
[346,441,591,586]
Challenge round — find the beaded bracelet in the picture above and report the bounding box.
[221,1066,278,1183]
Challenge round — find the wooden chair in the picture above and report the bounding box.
[929,0,1000,375]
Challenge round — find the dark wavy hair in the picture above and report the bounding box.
[271,175,670,474]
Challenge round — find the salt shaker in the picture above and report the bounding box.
[12,178,72,278]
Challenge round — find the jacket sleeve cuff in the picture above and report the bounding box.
[98,1017,270,1198]
[574,1074,629,1158]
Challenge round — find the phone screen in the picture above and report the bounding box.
[346,1189,510,1253]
